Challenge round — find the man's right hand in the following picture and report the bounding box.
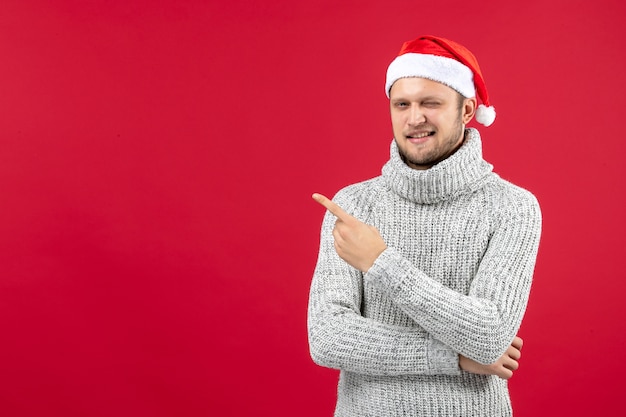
[459,336,523,380]
[312,193,387,273]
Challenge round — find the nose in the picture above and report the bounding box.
[408,105,425,126]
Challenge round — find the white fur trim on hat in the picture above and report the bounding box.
[385,53,475,99]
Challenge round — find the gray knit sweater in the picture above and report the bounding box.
[307,128,542,417]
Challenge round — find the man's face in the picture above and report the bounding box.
[389,77,476,170]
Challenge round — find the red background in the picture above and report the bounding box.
[1,1,624,416]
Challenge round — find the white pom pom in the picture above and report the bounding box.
[475,104,496,127]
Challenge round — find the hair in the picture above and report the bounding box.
[456,92,466,112]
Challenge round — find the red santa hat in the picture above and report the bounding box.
[385,35,496,127]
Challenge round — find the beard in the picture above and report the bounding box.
[397,114,466,169]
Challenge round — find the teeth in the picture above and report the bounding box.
[411,132,431,139]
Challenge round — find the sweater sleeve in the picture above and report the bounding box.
[365,192,542,365]
[307,208,460,376]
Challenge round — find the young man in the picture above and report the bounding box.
[308,36,542,416]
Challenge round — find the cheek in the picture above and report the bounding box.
[391,112,407,128]
[424,110,443,122]
[393,124,406,140]
[431,111,457,128]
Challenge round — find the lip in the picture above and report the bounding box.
[406,131,434,144]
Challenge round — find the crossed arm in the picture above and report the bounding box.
[310,193,531,380]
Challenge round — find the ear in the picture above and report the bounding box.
[462,97,477,124]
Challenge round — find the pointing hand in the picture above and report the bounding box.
[312,193,387,272]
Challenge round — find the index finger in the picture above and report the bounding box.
[312,193,352,221]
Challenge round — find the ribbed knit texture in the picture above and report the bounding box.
[308,128,542,417]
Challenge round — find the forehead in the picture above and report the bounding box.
[389,77,458,99]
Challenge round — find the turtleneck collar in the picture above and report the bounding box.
[382,128,494,204]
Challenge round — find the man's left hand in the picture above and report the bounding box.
[459,336,524,380]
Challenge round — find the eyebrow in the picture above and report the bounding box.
[391,95,446,102]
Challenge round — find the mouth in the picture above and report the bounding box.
[406,130,435,143]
